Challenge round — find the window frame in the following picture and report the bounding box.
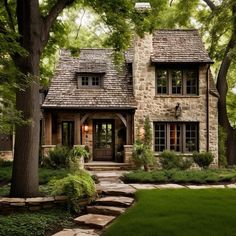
[77,74,103,88]
[154,122,199,153]
[155,66,199,96]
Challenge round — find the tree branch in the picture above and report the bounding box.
[41,0,75,48]
[4,0,15,32]
[202,0,216,11]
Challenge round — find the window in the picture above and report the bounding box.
[62,121,74,147]
[154,122,198,153]
[156,68,198,95]
[78,74,102,88]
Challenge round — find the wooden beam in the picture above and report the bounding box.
[115,113,127,127]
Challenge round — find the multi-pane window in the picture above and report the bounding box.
[62,121,74,147]
[156,68,198,95]
[78,74,102,88]
[154,122,199,153]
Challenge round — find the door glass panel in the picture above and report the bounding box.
[94,122,112,149]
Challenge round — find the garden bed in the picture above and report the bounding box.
[123,169,236,184]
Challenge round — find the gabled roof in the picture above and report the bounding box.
[151,29,213,63]
[42,49,137,110]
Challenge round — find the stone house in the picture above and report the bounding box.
[41,29,219,165]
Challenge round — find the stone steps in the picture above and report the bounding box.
[87,205,125,216]
[74,214,116,229]
[95,196,134,208]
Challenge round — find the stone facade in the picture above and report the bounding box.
[133,33,218,164]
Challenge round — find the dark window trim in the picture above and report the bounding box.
[155,66,199,96]
[154,122,199,153]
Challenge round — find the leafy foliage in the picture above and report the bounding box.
[193,151,214,169]
[159,150,193,170]
[0,209,73,236]
[218,125,227,167]
[133,117,154,171]
[49,170,95,212]
[123,168,236,184]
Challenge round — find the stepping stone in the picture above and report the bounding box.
[156,184,185,189]
[187,185,225,189]
[74,214,115,229]
[95,172,124,178]
[52,228,99,236]
[95,196,134,207]
[129,184,158,190]
[87,205,125,216]
[226,184,236,188]
[101,186,136,197]
[187,185,211,189]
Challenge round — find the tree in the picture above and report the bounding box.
[0,0,154,197]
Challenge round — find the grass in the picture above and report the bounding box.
[0,208,74,236]
[103,189,236,236]
[123,169,236,184]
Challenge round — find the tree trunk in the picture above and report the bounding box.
[10,0,42,197]
[217,4,236,165]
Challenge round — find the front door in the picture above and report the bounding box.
[93,120,114,161]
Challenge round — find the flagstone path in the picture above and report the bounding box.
[52,171,236,236]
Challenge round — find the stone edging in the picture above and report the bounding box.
[0,196,68,214]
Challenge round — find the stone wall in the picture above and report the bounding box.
[133,33,218,164]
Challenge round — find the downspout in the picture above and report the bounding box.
[206,65,210,152]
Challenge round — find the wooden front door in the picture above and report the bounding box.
[93,120,114,161]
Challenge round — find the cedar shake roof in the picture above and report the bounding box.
[42,49,137,109]
[151,29,213,63]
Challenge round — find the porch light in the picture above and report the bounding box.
[84,123,89,132]
[175,103,182,119]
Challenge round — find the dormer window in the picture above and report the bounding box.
[77,74,103,88]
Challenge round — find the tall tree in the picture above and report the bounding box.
[0,0,154,197]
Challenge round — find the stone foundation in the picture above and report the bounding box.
[124,145,133,163]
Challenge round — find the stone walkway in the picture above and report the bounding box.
[52,171,236,236]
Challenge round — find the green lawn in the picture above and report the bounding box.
[103,189,236,236]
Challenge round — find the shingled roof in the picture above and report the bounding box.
[42,49,137,109]
[151,29,213,63]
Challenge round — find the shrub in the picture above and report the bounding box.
[133,117,154,171]
[193,151,214,169]
[178,156,193,170]
[159,150,193,170]
[159,150,179,169]
[42,145,70,169]
[49,170,96,212]
[132,143,154,171]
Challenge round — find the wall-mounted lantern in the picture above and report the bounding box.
[84,123,89,132]
[175,103,182,119]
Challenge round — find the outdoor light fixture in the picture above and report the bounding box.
[175,103,182,119]
[84,123,89,132]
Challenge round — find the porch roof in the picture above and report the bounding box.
[42,49,137,109]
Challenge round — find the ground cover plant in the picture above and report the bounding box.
[123,169,236,184]
[103,189,236,236]
[0,208,74,236]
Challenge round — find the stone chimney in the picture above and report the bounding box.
[133,3,153,98]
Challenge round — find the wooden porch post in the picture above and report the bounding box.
[44,112,52,145]
[126,113,133,145]
[75,113,81,145]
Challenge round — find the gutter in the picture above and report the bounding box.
[206,65,210,152]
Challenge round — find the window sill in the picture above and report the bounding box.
[154,95,200,98]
